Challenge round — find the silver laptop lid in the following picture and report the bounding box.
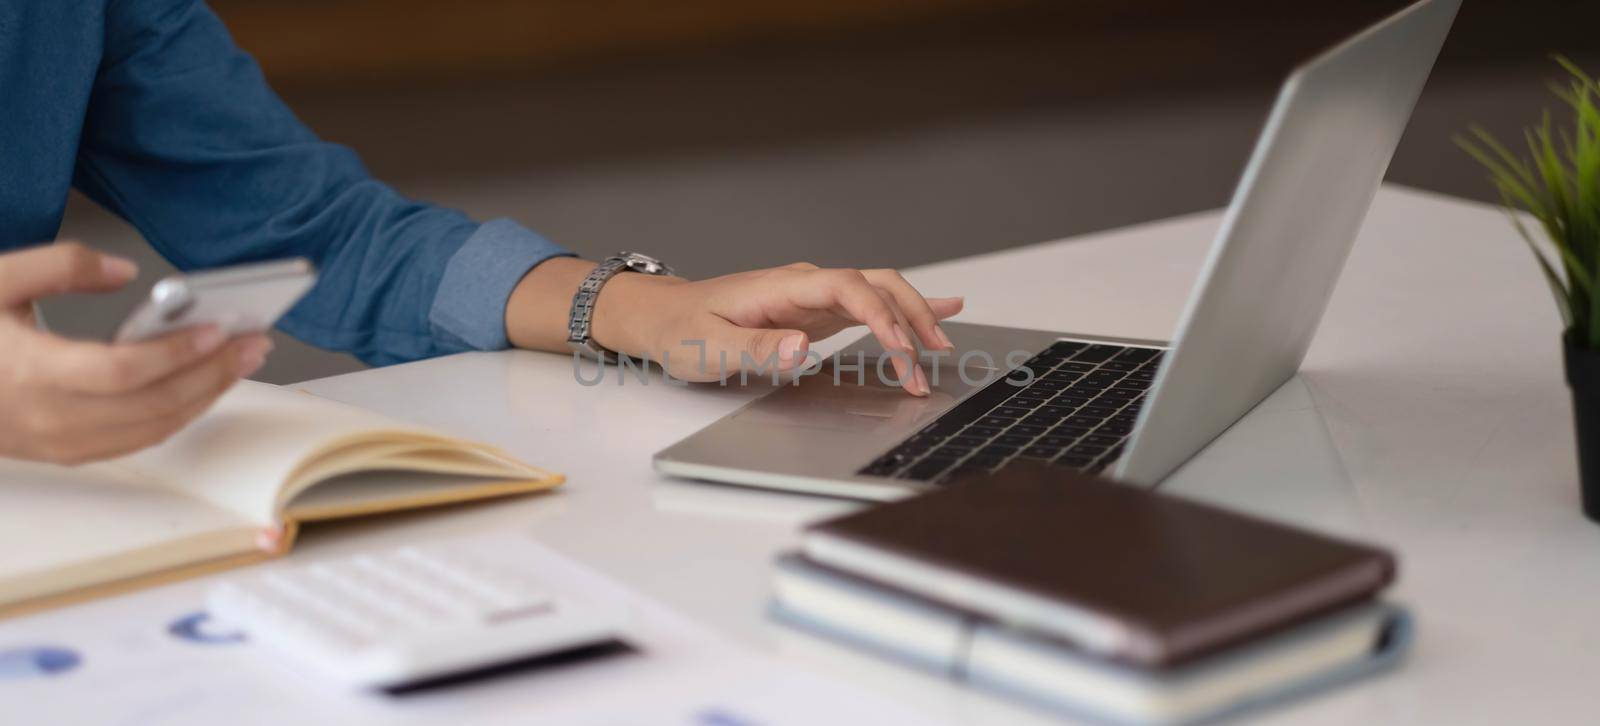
[1115,0,1460,485]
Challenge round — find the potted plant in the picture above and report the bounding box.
[1458,57,1600,521]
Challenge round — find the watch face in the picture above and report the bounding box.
[617,252,672,276]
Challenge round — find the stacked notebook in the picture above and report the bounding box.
[771,464,1408,725]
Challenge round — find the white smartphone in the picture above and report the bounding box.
[112,258,317,343]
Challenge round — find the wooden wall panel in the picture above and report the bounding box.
[211,0,1034,86]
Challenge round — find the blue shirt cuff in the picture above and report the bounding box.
[428,218,574,352]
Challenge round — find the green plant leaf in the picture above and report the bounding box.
[1469,125,1541,197]
[1460,57,1600,346]
[1457,133,1546,216]
[1555,54,1597,89]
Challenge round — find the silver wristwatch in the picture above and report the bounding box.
[566,251,676,362]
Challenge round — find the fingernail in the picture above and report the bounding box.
[101,255,138,282]
[929,296,965,305]
[192,326,225,354]
[235,337,273,376]
[237,351,266,377]
[912,366,930,396]
[934,325,954,350]
[893,323,914,351]
[778,333,806,366]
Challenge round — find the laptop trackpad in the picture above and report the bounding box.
[732,365,974,434]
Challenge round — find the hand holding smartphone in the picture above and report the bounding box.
[0,245,313,465]
[113,258,316,343]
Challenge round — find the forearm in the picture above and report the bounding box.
[504,257,687,356]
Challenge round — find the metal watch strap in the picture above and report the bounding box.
[566,252,674,362]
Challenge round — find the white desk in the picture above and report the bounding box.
[29,185,1600,724]
[282,184,1598,724]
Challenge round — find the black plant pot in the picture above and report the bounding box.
[1564,338,1600,522]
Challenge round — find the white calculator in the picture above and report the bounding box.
[207,536,624,689]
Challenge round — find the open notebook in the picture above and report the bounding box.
[0,381,562,618]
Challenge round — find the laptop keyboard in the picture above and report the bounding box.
[857,340,1165,483]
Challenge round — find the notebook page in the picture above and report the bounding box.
[0,460,245,604]
[115,381,435,525]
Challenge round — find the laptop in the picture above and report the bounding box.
[654,0,1460,499]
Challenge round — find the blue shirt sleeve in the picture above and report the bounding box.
[71,0,572,366]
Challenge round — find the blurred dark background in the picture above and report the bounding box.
[48,0,1600,383]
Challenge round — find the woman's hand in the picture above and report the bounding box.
[590,263,962,395]
[0,242,272,464]
[506,258,964,395]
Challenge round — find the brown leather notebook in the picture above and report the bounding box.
[800,463,1395,667]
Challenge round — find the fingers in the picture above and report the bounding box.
[696,262,961,396]
[134,333,277,416]
[862,269,953,351]
[786,270,902,353]
[872,287,931,395]
[24,335,270,463]
[777,269,928,395]
[822,270,926,395]
[764,266,967,396]
[82,367,250,461]
[42,396,212,463]
[0,241,137,308]
[928,296,965,321]
[29,324,230,395]
[71,335,271,427]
